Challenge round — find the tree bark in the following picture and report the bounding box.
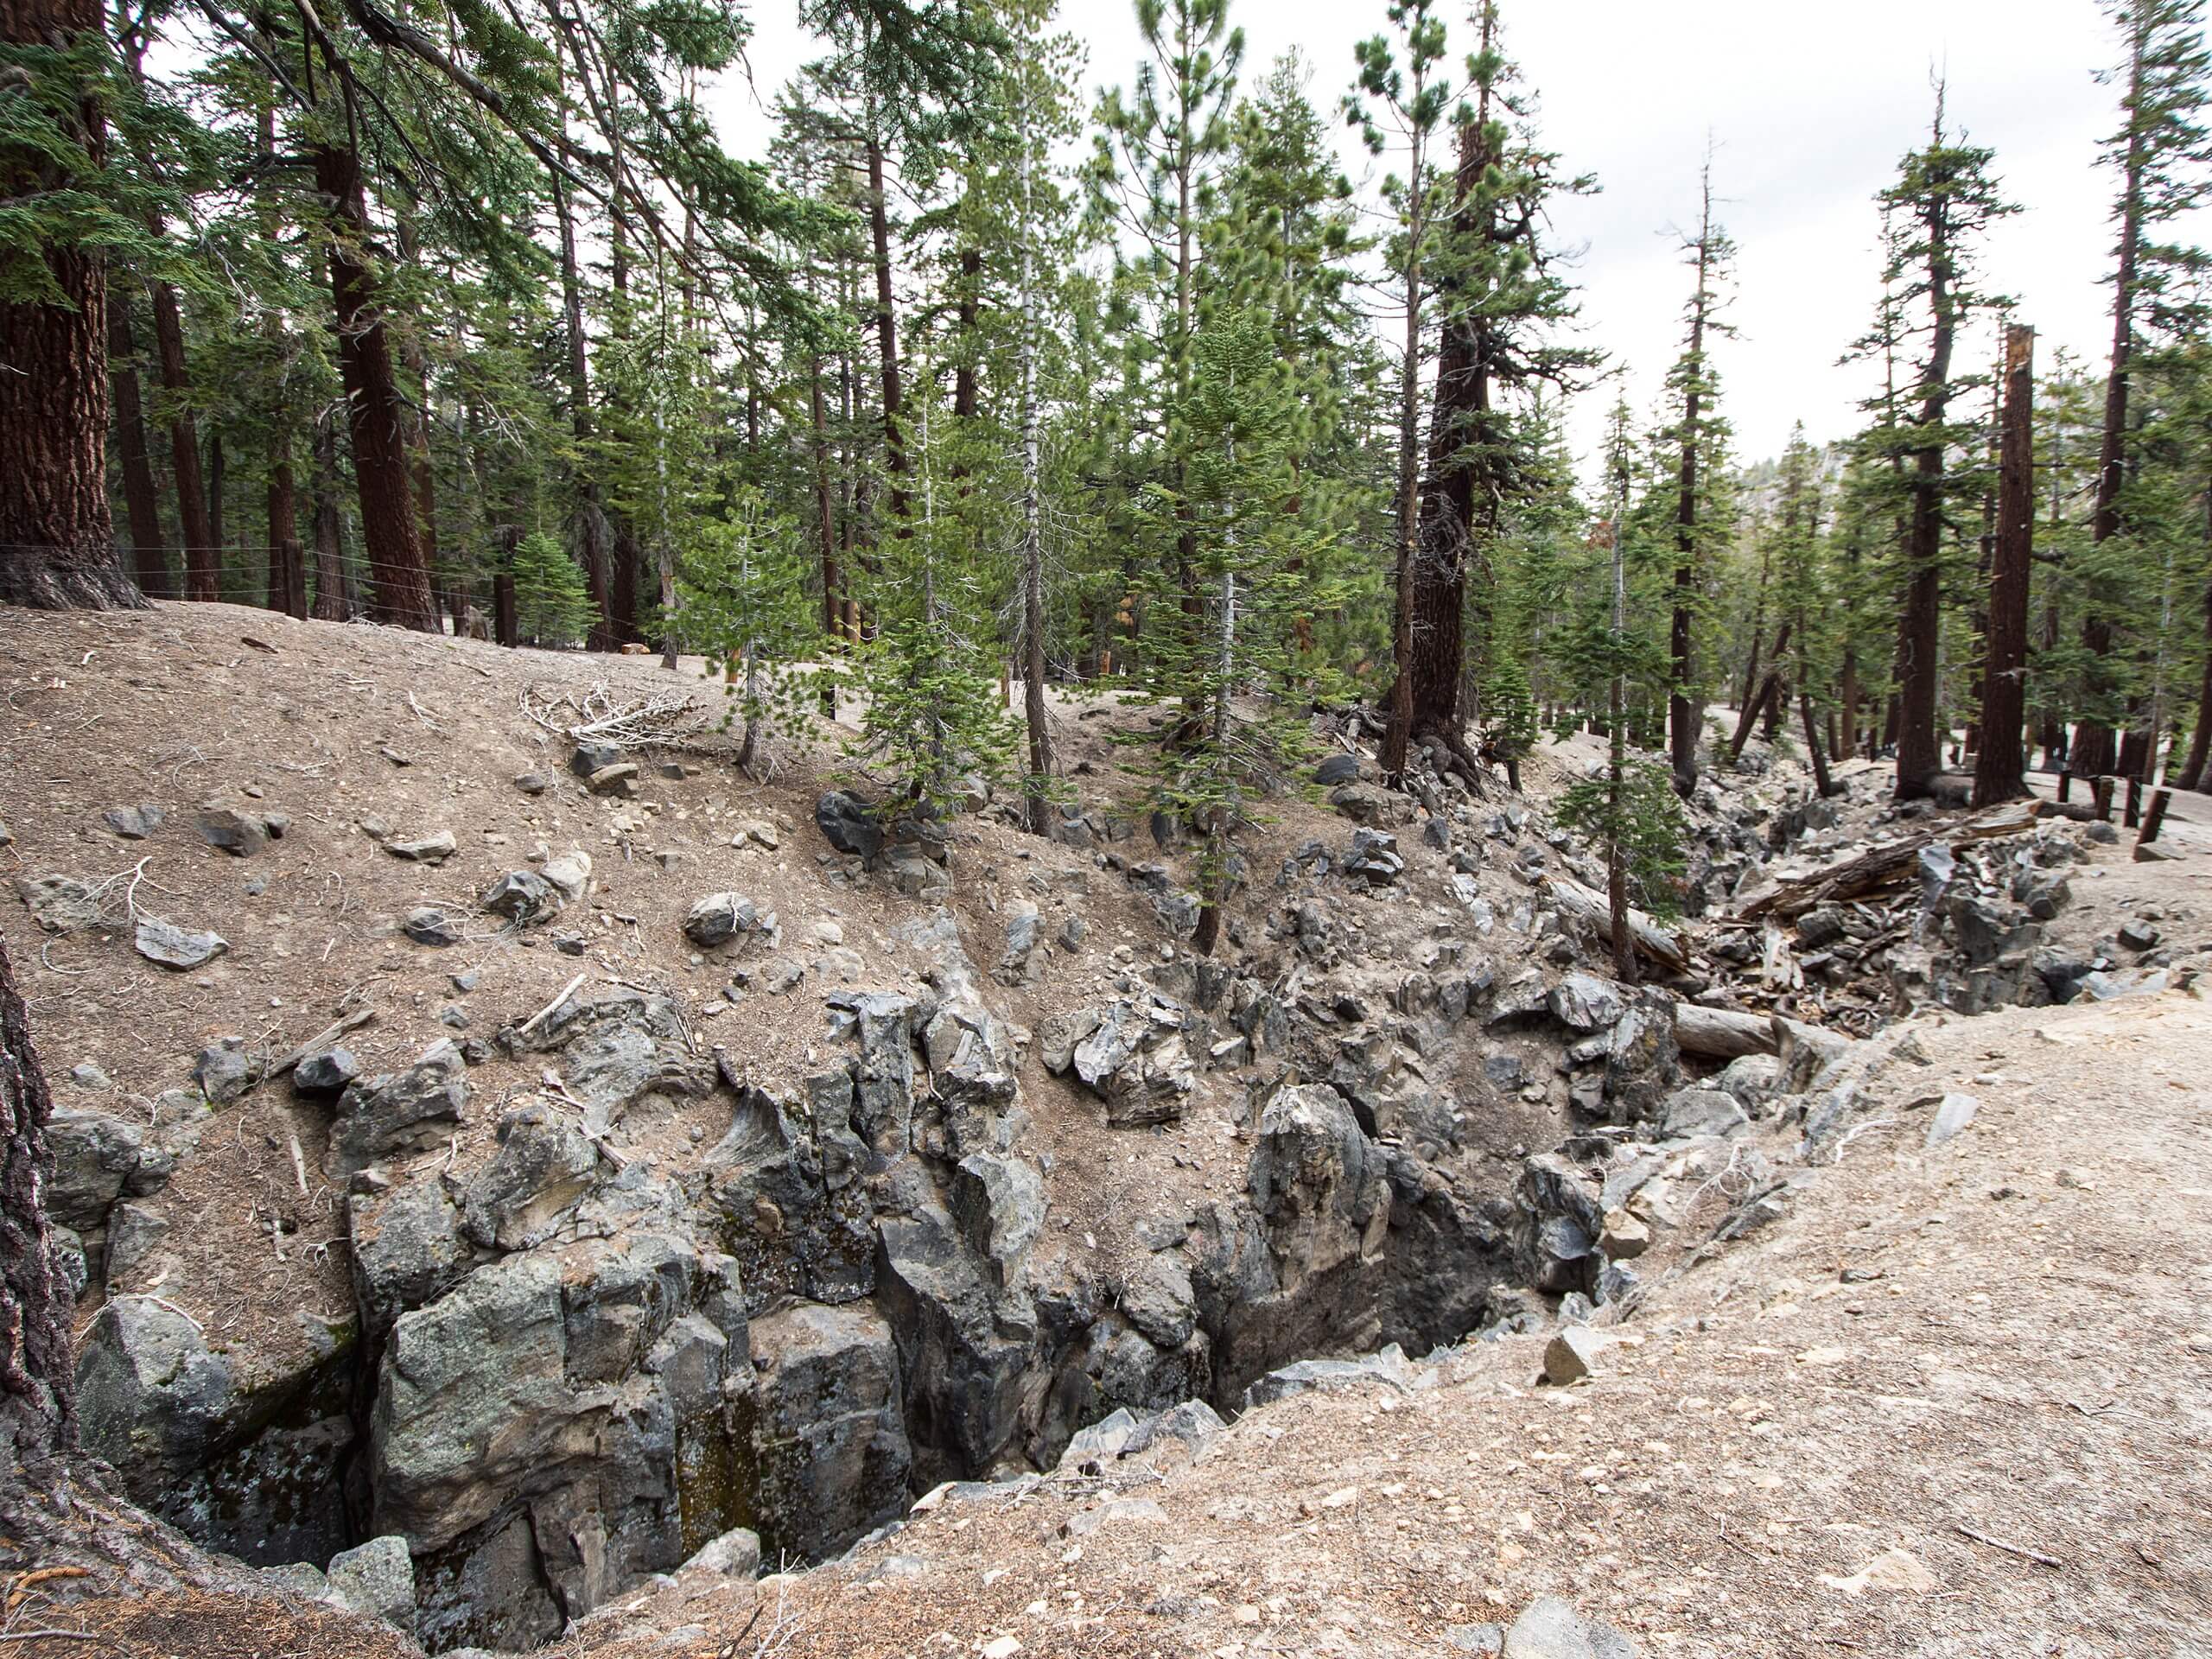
[1381,79,1427,781]
[866,126,911,532]
[2183,562,2212,791]
[149,278,218,601]
[313,133,437,631]
[1974,324,2035,807]
[1894,165,1960,801]
[1669,168,1719,798]
[107,290,171,599]
[0,0,142,612]
[308,413,347,621]
[0,931,77,1468]
[2078,30,2152,781]
[551,166,615,650]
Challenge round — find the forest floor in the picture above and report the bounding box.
[0,601,2206,1657]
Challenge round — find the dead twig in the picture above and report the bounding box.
[1955,1523,2063,1568]
[514,973,588,1039]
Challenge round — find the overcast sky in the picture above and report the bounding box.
[708,0,2140,470]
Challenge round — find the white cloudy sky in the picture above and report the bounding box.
[708,0,2138,468]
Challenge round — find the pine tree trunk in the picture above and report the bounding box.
[313,137,437,632]
[1974,324,2036,807]
[107,291,171,599]
[1382,117,1425,780]
[1016,119,1052,836]
[1895,182,1958,801]
[551,168,615,650]
[2181,577,2211,791]
[1669,183,1714,799]
[205,428,225,572]
[2079,44,2150,783]
[0,0,142,613]
[149,277,218,601]
[1406,116,1493,770]
[309,416,347,621]
[0,932,77,1469]
[866,126,911,531]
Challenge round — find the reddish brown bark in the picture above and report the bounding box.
[2183,563,2212,791]
[1974,325,2035,807]
[107,291,171,598]
[313,134,437,632]
[149,278,218,601]
[0,930,76,1469]
[0,0,141,612]
[866,130,911,531]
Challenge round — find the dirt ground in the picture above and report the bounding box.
[559,979,2212,1659]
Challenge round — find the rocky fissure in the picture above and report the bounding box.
[17,617,2190,1656]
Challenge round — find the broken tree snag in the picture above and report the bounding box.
[2138,787,2171,849]
[1547,878,1689,974]
[1735,805,2038,923]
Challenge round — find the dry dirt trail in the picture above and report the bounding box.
[567,983,2212,1659]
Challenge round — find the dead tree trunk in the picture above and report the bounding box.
[313,133,437,632]
[2183,552,2212,791]
[308,413,347,621]
[1974,324,2035,807]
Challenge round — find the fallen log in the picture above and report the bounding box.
[1735,804,2037,923]
[1673,1002,1855,1062]
[1673,1002,1776,1058]
[265,1007,377,1077]
[1546,877,1689,973]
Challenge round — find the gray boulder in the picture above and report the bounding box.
[350,1176,470,1339]
[948,1152,1046,1286]
[748,1302,911,1560]
[1658,1087,1749,1141]
[1344,828,1404,887]
[816,791,882,860]
[1069,996,1196,1128]
[480,872,560,926]
[1548,972,1624,1033]
[293,1047,360,1095]
[195,808,266,856]
[103,804,166,840]
[1503,1595,1641,1658]
[46,1105,163,1234]
[683,892,772,948]
[193,1037,256,1104]
[323,1042,469,1181]
[403,907,463,948]
[678,1527,760,1580]
[1514,1153,1603,1297]
[385,830,458,863]
[322,1535,416,1633]
[459,1104,597,1251]
[1120,1253,1197,1351]
[135,916,226,969]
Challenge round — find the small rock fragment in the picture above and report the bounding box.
[134,916,228,970]
[1542,1325,1612,1386]
[1924,1091,1980,1148]
[195,808,266,857]
[102,804,166,840]
[402,907,463,948]
[384,830,457,863]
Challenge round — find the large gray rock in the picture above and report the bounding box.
[1658,1087,1748,1141]
[748,1303,912,1561]
[677,1526,760,1580]
[707,1081,875,1313]
[683,892,772,948]
[103,803,167,840]
[350,1176,470,1339]
[1069,996,1196,1128]
[502,992,715,1128]
[193,1037,256,1104]
[480,872,561,927]
[1120,1253,1197,1351]
[1549,972,1625,1033]
[1503,1595,1642,1658]
[875,1198,1035,1484]
[135,915,227,969]
[1514,1153,1604,1297]
[948,1153,1046,1285]
[827,991,918,1154]
[372,1226,749,1649]
[459,1103,597,1251]
[45,1105,164,1234]
[815,791,882,860]
[323,1042,469,1181]
[322,1535,416,1633]
[195,808,267,856]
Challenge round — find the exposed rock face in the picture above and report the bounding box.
[324,1042,470,1182]
[748,1303,911,1561]
[1066,996,1197,1128]
[370,1220,751,1649]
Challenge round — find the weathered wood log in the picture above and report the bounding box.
[1546,878,1688,973]
[1673,1002,1777,1058]
[1736,804,2037,923]
[2138,787,2172,848]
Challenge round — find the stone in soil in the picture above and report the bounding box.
[403,907,464,947]
[480,870,561,926]
[103,804,166,839]
[134,915,227,969]
[194,807,267,856]
[385,830,458,862]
